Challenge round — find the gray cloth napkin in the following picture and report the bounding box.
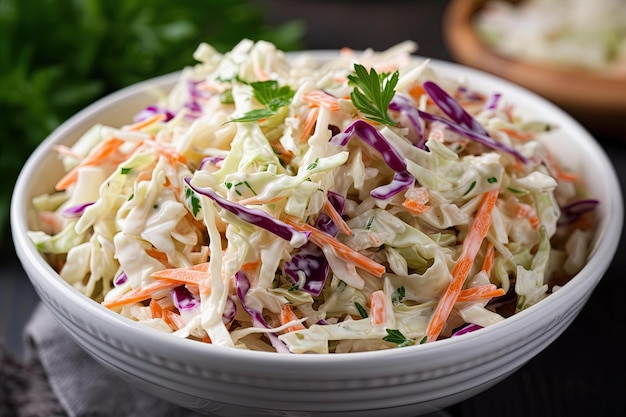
[21,303,204,417]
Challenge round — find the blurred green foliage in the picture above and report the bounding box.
[0,0,304,248]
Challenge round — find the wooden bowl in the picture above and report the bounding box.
[442,0,626,139]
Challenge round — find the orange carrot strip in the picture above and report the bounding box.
[300,107,320,142]
[402,199,430,215]
[150,268,208,285]
[426,188,499,342]
[500,128,534,141]
[145,248,175,269]
[369,290,387,326]
[302,90,341,111]
[285,216,386,277]
[163,309,186,331]
[149,298,164,319]
[456,284,505,303]
[102,279,181,309]
[123,113,166,132]
[55,137,127,191]
[279,304,306,333]
[481,242,495,277]
[323,199,353,236]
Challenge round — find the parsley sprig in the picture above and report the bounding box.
[230,80,295,122]
[383,329,427,348]
[348,63,399,125]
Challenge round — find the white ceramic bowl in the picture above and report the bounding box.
[11,53,623,417]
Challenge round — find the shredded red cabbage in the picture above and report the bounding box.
[235,270,291,353]
[451,323,483,337]
[61,202,95,218]
[171,286,200,311]
[133,105,175,123]
[330,120,415,199]
[558,198,599,225]
[418,110,528,162]
[184,177,310,246]
[113,272,128,287]
[283,191,346,296]
[389,94,425,149]
[423,81,490,136]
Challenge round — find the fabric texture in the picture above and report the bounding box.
[1,303,203,417]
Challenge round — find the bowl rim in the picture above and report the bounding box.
[10,50,624,368]
[442,0,626,114]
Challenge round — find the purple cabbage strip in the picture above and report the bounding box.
[330,120,415,199]
[184,177,310,245]
[171,286,200,311]
[133,105,175,123]
[451,323,483,337]
[199,156,225,170]
[235,270,291,353]
[419,81,527,162]
[61,202,95,218]
[558,198,599,226]
[222,295,237,326]
[113,272,128,287]
[422,81,489,136]
[484,92,502,111]
[283,191,346,296]
[417,110,528,163]
[389,94,425,149]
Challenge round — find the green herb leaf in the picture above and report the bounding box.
[230,80,295,123]
[348,63,398,125]
[391,286,406,305]
[354,302,368,318]
[382,328,415,347]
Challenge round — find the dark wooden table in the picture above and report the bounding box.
[2,1,625,416]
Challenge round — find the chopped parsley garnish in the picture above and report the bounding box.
[354,301,368,318]
[391,286,406,305]
[230,80,295,122]
[348,63,398,126]
[382,328,415,347]
[487,177,498,183]
[120,167,132,175]
[463,180,477,196]
[306,157,320,170]
[184,186,201,217]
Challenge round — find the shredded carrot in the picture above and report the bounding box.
[402,186,430,215]
[456,284,505,303]
[123,113,166,132]
[369,290,387,326]
[241,260,261,271]
[426,188,499,342]
[279,304,306,333]
[142,140,188,165]
[481,242,496,277]
[402,199,430,215]
[408,83,427,101]
[55,137,128,191]
[323,199,353,236]
[150,298,164,319]
[300,107,320,142]
[545,152,578,182]
[302,90,341,111]
[500,127,534,141]
[151,264,211,294]
[163,309,186,331]
[285,216,386,277]
[101,279,182,309]
[201,336,213,344]
[145,248,175,269]
[254,66,270,82]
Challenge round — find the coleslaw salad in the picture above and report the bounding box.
[28,39,597,354]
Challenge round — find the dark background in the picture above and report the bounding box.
[2,1,625,416]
